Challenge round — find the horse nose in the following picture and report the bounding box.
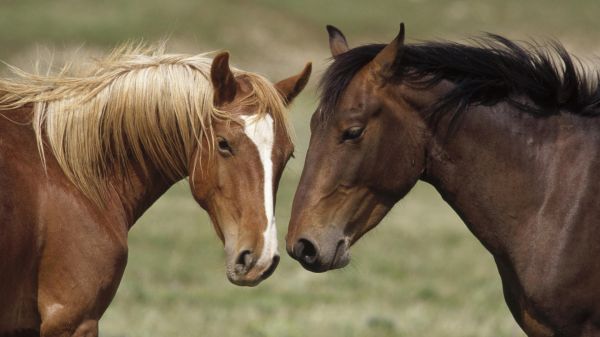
[261,254,280,279]
[291,238,320,267]
[233,249,255,275]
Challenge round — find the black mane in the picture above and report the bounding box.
[319,35,600,123]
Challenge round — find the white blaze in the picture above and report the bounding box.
[241,114,278,266]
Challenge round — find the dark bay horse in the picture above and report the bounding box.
[287,24,600,336]
[0,45,311,336]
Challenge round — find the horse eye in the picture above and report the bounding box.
[342,126,365,141]
[217,137,232,154]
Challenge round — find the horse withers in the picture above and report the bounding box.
[287,24,600,336]
[0,45,311,336]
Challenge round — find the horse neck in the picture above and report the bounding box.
[415,91,577,254]
[107,160,181,228]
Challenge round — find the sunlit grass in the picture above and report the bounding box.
[102,182,523,337]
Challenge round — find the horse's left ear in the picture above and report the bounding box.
[275,62,312,105]
[372,23,406,79]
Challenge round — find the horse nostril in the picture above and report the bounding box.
[234,250,253,274]
[294,238,318,265]
[261,255,280,279]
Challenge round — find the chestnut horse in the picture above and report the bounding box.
[0,45,311,336]
[287,24,600,336]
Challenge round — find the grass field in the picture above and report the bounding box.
[3,1,600,336]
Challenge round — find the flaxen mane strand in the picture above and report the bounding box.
[0,43,291,204]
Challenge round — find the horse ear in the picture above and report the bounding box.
[275,62,312,105]
[372,23,406,79]
[210,52,238,106]
[327,25,350,57]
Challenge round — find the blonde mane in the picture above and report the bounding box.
[0,44,291,204]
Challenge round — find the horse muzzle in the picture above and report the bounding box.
[225,248,280,286]
[287,234,350,273]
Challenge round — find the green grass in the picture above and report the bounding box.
[4,0,600,47]
[4,1,600,335]
[102,182,520,337]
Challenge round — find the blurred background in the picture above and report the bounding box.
[3,1,600,336]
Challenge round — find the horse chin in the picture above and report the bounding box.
[225,255,280,287]
[226,272,264,287]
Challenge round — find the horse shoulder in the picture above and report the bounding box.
[0,108,45,334]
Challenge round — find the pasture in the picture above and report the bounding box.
[3,1,600,336]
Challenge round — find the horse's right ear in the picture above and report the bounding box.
[372,23,406,79]
[327,25,349,57]
[211,52,238,106]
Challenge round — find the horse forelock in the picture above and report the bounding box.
[0,43,292,205]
